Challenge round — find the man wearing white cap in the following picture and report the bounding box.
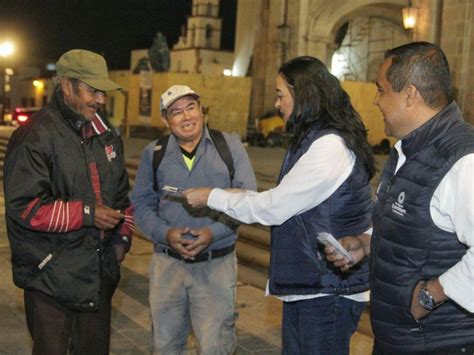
[4,49,134,354]
[131,85,256,354]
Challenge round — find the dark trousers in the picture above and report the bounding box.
[373,340,474,355]
[282,295,366,355]
[24,281,114,355]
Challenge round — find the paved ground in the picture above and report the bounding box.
[0,126,376,354]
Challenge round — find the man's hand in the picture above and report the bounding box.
[113,243,127,264]
[94,204,124,230]
[183,188,212,208]
[410,279,447,320]
[165,227,195,259]
[184,227,214,257]
[324,234,371,272]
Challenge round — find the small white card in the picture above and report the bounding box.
[317,232,354,263]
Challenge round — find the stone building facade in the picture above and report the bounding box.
[234,0,473,125]
[169,0,234,75]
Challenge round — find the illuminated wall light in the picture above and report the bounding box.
[33,80,44,89]
[5,67,14,76]
[223,69,232,76]
[402,5,418,30]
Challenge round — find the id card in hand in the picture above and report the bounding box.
[162,185,185,194]
[317,232,354,263]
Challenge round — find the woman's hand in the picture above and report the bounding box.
[324,234,371,272]
[183,188,212,208]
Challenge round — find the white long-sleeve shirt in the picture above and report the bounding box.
[393,141,474,313]
[209,134,369,302]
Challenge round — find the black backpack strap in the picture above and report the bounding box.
[152,135,170,192]
[208,129,235,183]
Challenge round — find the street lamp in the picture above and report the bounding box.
[0,42,14,58]
[1,41,15,125]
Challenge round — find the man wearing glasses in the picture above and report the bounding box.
[3,49,134,354]
[131,85,256,354]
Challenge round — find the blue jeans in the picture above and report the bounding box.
[282,295,366,355]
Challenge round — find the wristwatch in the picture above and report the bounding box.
[417,280,438,310]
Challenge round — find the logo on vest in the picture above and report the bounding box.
[392,191,406,216]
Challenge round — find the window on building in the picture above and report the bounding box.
[205,25,213,39]
[29,98,36,107]
[205,24,213,48]
[21,97,28,107]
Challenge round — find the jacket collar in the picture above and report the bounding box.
[50,89,109,137]
[400,101,463,158]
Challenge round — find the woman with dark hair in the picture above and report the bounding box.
[185,56,375,354]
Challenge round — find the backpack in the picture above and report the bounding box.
[152,129,235,191]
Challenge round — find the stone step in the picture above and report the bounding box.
[236,237,270,271]
[238,224,270,247]
[237,263,268,290]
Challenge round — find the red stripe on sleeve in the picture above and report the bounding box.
[30,201,83,232]
[119,205,135,238]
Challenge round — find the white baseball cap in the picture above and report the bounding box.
[160,85,200,113]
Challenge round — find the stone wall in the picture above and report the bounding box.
[342,81,395,147]
[126,72,252,138]
[170,49,234,75]
[440,0,473,123]
[246,0,473,125]
[108,70,130,129]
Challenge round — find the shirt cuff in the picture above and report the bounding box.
[439,264,474,313]
[82,203,95,227]
[208,188,228,211]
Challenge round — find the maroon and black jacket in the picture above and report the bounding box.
[3,90,134,311]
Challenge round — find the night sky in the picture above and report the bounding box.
[0,0,237,70]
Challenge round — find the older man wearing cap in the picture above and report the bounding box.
[131,85,256,354]
[3,49,134,354]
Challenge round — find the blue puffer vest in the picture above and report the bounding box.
[268,128,372,296]
[371,102,474,353]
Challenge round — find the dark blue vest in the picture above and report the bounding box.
[268,128,372,296]
[371,102,474,353]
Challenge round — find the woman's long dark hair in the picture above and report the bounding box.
[279,56,376,178]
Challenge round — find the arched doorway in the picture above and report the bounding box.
[330,16,410,82]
